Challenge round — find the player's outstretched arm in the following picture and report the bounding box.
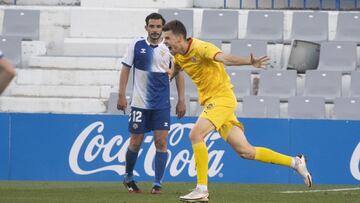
[0,57,16,95]
[117,65,131,113]
[214,52,269,69]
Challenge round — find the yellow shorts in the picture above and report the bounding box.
[199,90,244,141]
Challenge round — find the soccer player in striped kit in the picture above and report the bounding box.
[117,13,186,194]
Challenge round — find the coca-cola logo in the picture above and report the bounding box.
[350,142,360,181]
[69,121,225,178]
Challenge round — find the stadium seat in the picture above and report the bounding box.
[107,92,131,115]
[240,96,280,118]
[230,40,268,71]
[241,0,256,9]
[184,74,198,100]
[244,11,284,43]
[273,0,289,9]
[317,42,357,72]
[258,70,297,99]
[340,0,356,10]
[333,97,360,120]
[288,11,328,42]
[200,10,238,40]
[287,96,326,119]
[226,69,252,99]
[158,9,194,37]
[257,0,272,9]
[286,40,320,73]
[334,12,360,42]
[321,0,336,9]
[2,9,40,40]
[203,39,222,49]
[349,71,360,97]
[0,35,22,67]
[289,0,305,9]
[305,0,321,9]
[304,70,342,100]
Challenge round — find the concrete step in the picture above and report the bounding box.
[28,56,121,70]
[16,69,120,86]
[0,96,106,113]
[63,38,131,57]
[81,0,193,8]
[9,85,112,98]
[70,8,156,38]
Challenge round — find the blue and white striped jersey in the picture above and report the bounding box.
[122,37,172,110]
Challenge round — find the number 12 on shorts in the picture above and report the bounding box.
[129,110,142,122]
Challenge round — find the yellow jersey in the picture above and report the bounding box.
[174,38,233,105]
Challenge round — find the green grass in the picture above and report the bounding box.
[0,181,359,203]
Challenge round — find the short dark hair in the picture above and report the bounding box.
[163,20,187,39]
[145,13,166,26]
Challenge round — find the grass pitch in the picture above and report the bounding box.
[0,181,359,203]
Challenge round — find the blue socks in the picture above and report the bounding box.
[154,151,168,186]
[125,149,168,186]
[124,148,139,182]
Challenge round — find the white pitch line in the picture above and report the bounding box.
[279,187,360,194]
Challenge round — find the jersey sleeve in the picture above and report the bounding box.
[201,41,222,60]
[0,50,3,59]
[121,39,137,68]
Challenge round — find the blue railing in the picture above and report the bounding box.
[227,0,358,10]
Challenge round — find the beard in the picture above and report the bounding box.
[149,32,161,40]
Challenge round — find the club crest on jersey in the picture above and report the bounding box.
[206,103,214,110]
[191,57,197,63]
[140,48,146,54]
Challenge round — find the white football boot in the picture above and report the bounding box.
[294,154,313,187]
[179,187,209,202]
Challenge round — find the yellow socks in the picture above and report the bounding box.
[192,142,208,185]
[254,147,292,167]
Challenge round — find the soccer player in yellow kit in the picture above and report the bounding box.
[162,20,312,202]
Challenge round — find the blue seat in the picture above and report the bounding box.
[305,0,321,9]
[340,0,356,10]
[289,0,304,9]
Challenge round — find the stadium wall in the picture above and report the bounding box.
[0,113,359,184]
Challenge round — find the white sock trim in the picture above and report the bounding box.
[196,184,208,192]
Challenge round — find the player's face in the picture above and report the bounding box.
[145,19,163,41]
[163,30,181,55]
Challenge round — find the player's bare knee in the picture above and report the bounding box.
[154,139,167,151]
[237,148,255,160]
[189,131,204,143]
